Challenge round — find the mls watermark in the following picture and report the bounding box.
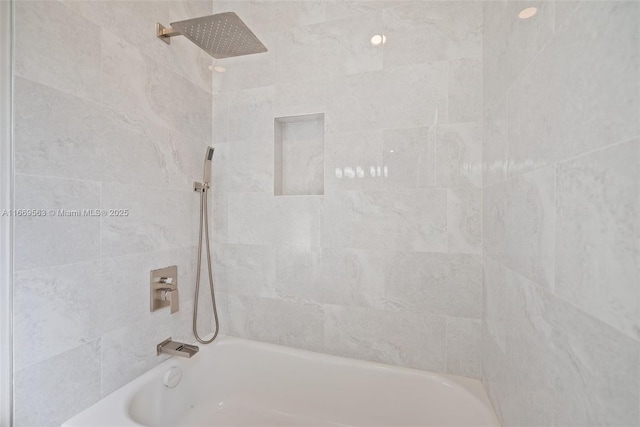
[1,209,130,217]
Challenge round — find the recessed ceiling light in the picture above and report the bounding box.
[518,7,538,19]
[370,34,387,46]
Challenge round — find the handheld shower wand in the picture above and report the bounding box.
[193,146,214,193]
[193,146,219,344]
[203,146,214,184]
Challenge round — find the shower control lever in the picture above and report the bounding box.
[159,287,179,314]
[150,266,179,314]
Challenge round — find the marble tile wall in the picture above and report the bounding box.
[482,1,640,425]
[210,0,483,381]
[12,1,214,426]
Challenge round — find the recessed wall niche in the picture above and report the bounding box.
[274,113,325,196]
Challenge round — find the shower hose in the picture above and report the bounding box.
[193,187,220,344]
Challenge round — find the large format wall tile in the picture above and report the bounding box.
[14,174,101,271]
[100,183,198,258]
[270,11,383,84]
[382,1,482,67]
[214,0,327,36]
[14,77,104,182]
[212,40,276,95]
[228,193,323,248]
[325,129,384,192]
[100,314,176,396]
[484,166,556,290]
[211,92,229,143]
[15,1,101,102]
[64,0,213,92]
[13,261,103,370]
[315,248,386,308]
[324,71,382,132]
[483,0,555,108]
[448,59,482,124]
[100,247,199,336]
[101,34,212,142]
[13,261,103,371]
[447,188,481,254]
[383,252,482,319]
[382,126,434,189]
[446,317,481,379]
[209,191,229,243]
[324,305,447,372]
[324,1,396,22]
[507,0,640,177]
[14,77,203,190]
[482,97,508,187]
[435,122,483,188]
[273,79,327,118]
[224,294,325,353]
[227,86,276,141]
[378,62,449,130]
[273,246,322,305]
[322,190,447,252]
[556,139,640,340]
[14,340,101,427]
[325,62,448,133]
[482,1,640,425]
[212,138,274,193]
[214,243,277,297]
[482,256,510,356]
[274,246,386,308]
[483,260,640,426]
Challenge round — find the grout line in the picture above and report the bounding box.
[13,244,199,274]
[484,0,560,110]
[13,336,102,375]
[13,171,201,194]
[484,254,640,345]
[554,136,640,167]
[15,73,211,146]
[485,136,640,190]
[56,0,214,96]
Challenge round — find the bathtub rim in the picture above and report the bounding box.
[63,334,498,427]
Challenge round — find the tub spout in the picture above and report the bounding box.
[157,338,199,358]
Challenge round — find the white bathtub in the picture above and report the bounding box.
[63,335,500,427]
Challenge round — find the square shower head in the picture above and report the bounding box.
[170,12,267,59]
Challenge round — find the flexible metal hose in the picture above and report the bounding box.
[193,188,220,344]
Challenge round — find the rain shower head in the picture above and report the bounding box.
[157,12,267,59]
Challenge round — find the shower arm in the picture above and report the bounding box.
[156,23,181,44]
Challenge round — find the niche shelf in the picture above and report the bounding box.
[274,113,325,196]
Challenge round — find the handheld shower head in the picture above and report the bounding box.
[203,146,214,185]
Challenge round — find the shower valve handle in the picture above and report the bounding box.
[150,266,179,314]
[158,288,179,314]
